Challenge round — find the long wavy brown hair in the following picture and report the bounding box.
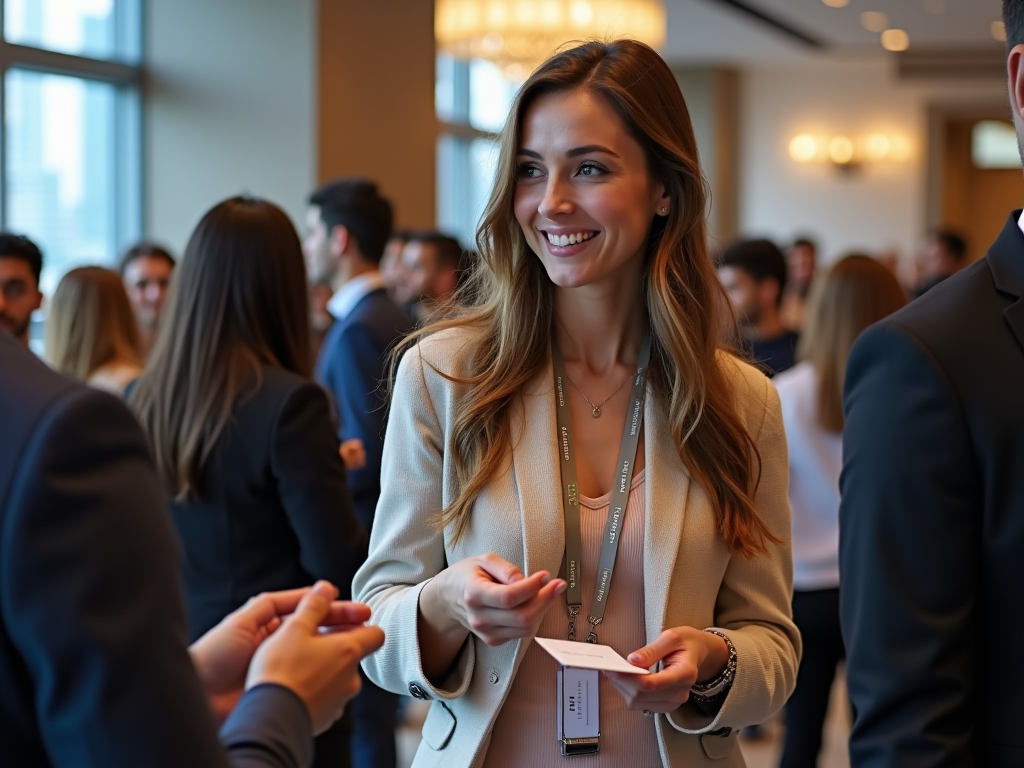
[400,40,776,557]
[129,197,311,501]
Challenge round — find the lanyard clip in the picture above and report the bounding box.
[586,616,602,644]
[567,604,581,641]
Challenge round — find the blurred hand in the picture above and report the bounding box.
[433,553,567,647]
[247,581,385,734]
[604,627,729,713]
[340,439,366,471]
[190,586,375,723]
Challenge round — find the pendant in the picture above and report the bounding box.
[592,406,601,418]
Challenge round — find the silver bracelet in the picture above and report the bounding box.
[689,628,737,702]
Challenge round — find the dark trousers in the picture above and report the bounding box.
[351,668,399,768]
[779,587,845,768]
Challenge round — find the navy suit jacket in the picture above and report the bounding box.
[0,331,312,768]
[840,211,1024,767]
[315,287,412,531]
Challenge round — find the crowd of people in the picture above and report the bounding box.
[3,5,1024,768]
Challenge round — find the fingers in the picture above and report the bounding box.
[474,554,527,586]
[321,601,373,627]
[469,570,558,610]
[327,623,385,658]
[627,629,682,668]
[287,581,339,633]
[466,579,566,645]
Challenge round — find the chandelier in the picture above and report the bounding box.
[435,0,666,79]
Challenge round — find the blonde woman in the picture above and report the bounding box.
[355,40,798,767]
[773,255,905,768]
[45,266,143,394]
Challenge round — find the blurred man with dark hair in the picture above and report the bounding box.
[303,178,410,768]
[0,232,43,347]
[394,231,463,322]
[839,3,1024,765]
[717,238,799,376]
[914,229,967,297]
[119,241,176,357]
[782,236,817,330]
[378,229,410,302]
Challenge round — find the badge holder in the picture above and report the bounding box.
[557,666,600,756]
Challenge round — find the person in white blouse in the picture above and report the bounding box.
[773,254,905,768]
[354,40,799,767]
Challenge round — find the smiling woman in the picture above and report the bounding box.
[354,39,799,768]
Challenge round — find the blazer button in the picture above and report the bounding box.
[408,682,429,700]
[487,669,500,685]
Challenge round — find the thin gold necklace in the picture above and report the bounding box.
[564,372,630,418]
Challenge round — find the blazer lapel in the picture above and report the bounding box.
[642,394,691,645]
[987,210,1024,356]
[512,358,565,580]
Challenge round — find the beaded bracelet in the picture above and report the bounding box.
[689,628,737,702]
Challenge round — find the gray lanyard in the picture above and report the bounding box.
[551,334,652,644]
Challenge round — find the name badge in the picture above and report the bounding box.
[557,667,600,756]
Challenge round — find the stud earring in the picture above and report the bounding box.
[661,206,668,214]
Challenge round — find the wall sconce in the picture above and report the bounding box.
[788,132,911,175]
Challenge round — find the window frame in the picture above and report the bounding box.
[0,0,143,252]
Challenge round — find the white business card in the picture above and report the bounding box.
[534,636,651,675]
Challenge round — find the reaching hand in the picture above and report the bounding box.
[247,581,386,734]
[190,586,375,723]
[604,627,729,714]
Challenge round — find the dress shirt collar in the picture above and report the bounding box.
[1018,209,1024,239]
[327,270,386,321]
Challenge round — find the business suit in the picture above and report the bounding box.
[0,330,312,767]
[171,366,368,641]
[354,328,800,767]
[171,365,368,768]
[316,282,413,768]
[316,286,413,531]
[839,211,1024,767]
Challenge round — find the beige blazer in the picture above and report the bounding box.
[354,328,800,768]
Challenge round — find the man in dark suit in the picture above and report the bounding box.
[839,4,1024,765]
[303,177,412,768]
[0,329,384,767]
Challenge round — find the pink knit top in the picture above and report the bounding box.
[484,470,663,767]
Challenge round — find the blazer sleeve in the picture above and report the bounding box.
[839,322,978,768]
[666,372,801,735]
[353,342,476,701]
[1,387,312,768]
[323,319,389,522]
[271,382,369,600]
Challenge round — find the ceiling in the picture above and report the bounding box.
[662,0,1005,64]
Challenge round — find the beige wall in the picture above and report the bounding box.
[737,56,1006,268]
[318,0,437,230]
[145,0,317,253]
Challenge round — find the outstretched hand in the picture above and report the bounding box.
[604,627,729,714]
[190,585,374,723]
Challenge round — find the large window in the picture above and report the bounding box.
[436,55,517,248]
[1,0,141,297]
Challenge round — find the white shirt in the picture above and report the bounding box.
[1018,209,1024,237]
[773,361,842,590]
[326,270,387,321]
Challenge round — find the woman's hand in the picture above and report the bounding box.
[604,627,730,713]
[418,554,566,683]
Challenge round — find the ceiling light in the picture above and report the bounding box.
[435,0,666,76]
[881,29,910,52]
[861,12,889,33]
[821,0,849,7]
[923,0,945,13]
[864,133,891,162]
[992,21,1007,43]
